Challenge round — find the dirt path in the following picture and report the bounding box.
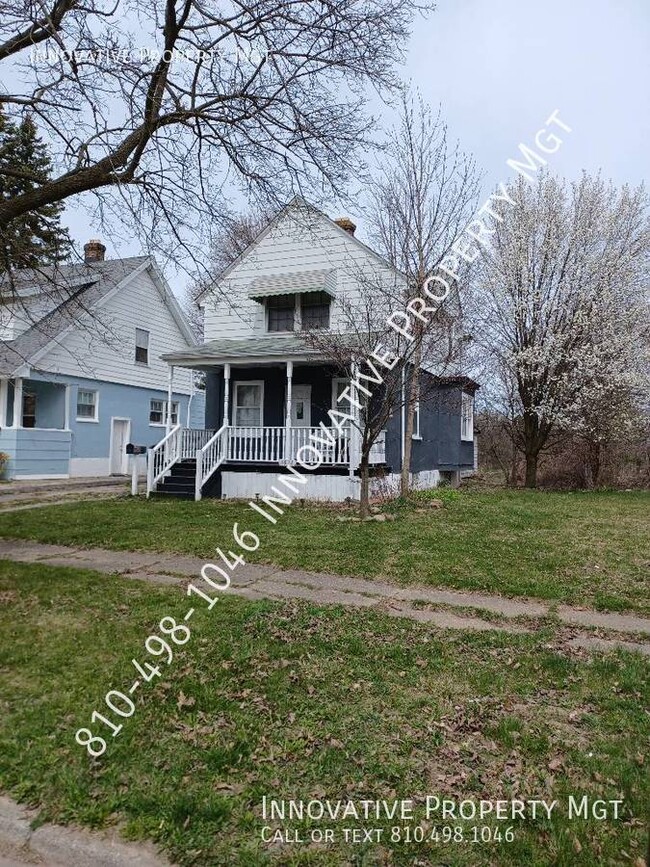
[0,538,648,654]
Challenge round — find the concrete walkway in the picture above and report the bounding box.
[0,796,170,866]
[0,539,648,653]
[0,478,128,514]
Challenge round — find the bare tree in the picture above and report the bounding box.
[472,172,650,487]
[367,92,480,495]
[0,0,429,290]
[186,208,272,337]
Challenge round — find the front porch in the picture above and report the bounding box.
[0,376,72,479]
[149,338,387,500]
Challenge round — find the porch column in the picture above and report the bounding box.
[64,385,71,430]
[223,363,231,426]
[166,365,175,432]
[11,377,23,428]
[0,379,7,428]
[349,359,360,478]
[284,360,293,463]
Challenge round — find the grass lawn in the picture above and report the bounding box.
[0,559,648,866]
[0,488,648,613]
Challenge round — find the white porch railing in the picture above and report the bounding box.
[149,424,385,500]
[195,424,228,501]
[181,427,217,459]
[146,424,181,497]
[225,426,352,465]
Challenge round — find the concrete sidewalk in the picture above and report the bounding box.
[0,796,170,866]
[0,538,648,653]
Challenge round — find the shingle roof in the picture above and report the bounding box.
[162,332,364,365]
[0,257,149,375]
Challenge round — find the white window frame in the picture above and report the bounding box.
[233,380,264,427]
[331,377,351,425]
[412,399,421,439]
[149,398,179,427]
[76,388,99,423]
[265,295,296,334]
[461,392,474,441]
[135,328,150,365]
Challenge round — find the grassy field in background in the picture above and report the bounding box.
[0,559,648,866]
[0,488,648,612]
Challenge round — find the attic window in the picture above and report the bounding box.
[135,328,150,364]
[267,295,295,332]
[301,291,330,330]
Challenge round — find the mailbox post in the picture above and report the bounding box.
[126,443,149,495]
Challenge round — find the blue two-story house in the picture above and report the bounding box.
[0,240,202,480]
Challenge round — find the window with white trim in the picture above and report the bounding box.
[301,291,330,330]
[135,328,150,364]
[461,392,474,441]
[76,389,98,421]
[413,399,421,439]
[234,382,263,426]
[149,399,178,425]
[267,295,295,332]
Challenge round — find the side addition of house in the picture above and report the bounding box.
[148,199,477,501]
[0,241,202,480]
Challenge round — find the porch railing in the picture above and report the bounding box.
[226,425,351,465]
[181,427,217,459]
[146,424,181,497]
[195,424,228,501]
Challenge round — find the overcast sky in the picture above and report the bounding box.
[61,0,650,292]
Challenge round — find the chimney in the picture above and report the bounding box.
[84,239,106,263]
[334,217,356,236]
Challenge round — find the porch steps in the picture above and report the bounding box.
[152,459,196,499]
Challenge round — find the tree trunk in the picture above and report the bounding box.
[359,460,370,518]
[524,452,538,488]
[400,341,422,498]
[509,439,518,487]
[586,440,602,488]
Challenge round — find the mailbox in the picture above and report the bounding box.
[126,443,149,456]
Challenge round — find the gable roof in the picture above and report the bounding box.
[195,197,405,304]
[0,256,196,376]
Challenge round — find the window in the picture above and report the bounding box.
[234,382,263,426]
[22,392,36,428]
[135,328,150,364]
[149,399,179,426]
[461,392,474,441]
[413,400,421,439]
[267,295,295,332]
[76,389,98,421]
[301,291,330,330]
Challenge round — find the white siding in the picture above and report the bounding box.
[202,207,405,342]
[36,267,193,394]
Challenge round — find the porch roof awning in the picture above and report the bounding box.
[162,333,362,367]
[162,335,326,366]
[247,268,336,301]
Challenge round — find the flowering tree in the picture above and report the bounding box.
[473,172,650,487]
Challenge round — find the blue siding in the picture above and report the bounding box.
[0,427,71,477]
[203,365,474,473]
[27,372,192,458]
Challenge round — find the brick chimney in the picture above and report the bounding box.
[84,239,106,263]
[334,217,356,236]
